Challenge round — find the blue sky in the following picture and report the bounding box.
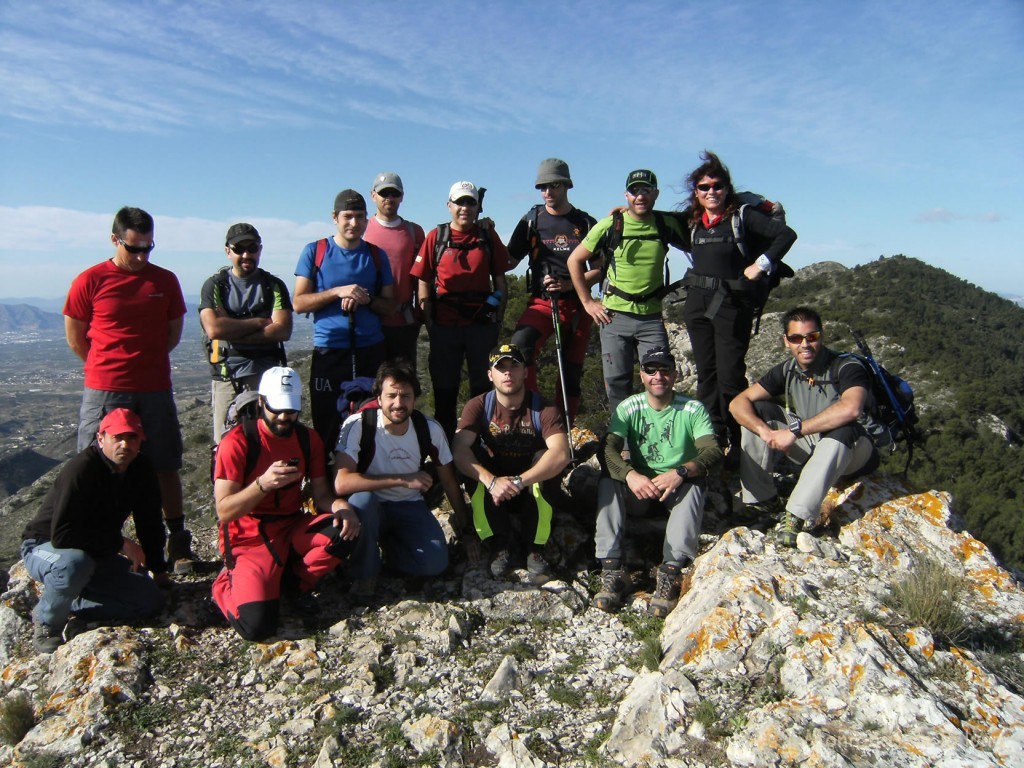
[1,0,1022,302]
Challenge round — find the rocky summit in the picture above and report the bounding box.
[1,474,1023,767]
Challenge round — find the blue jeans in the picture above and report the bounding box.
[22,539,165,630]
[347,493,449,580]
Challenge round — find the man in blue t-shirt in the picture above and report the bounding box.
[294,190,396,455]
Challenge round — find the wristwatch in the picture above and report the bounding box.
[789,418,803,437]
[510,475,523,489]
[675,466,690,480]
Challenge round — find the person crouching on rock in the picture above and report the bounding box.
[212,366,360,641]
[21,408,170,654]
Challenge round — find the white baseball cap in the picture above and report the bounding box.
[448,180,480,203]
[258,366,302,412]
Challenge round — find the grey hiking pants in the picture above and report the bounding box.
[739,401,876,522]
[599,311,669,414]
[595,476,706,564]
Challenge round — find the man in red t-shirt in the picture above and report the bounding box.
[452,342,570,584]
[411,181,511,437]
[213,366,360,640]
[63,206,194,573]
[364,172,427,369]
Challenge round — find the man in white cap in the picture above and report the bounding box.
[212,366,361,641]
[364,172,427,368]
[411,181,511,437]
[22,407,170,654]
[508,159,598,426]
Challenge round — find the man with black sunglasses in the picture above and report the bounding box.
[364,173,427,370]
[594,347,721,618]
[729,306,877,547]
[64,206,195,574]
[200,223,293,443]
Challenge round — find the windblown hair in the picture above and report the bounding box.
[781,306,823,333]
[112,207,154,238]
[684,150,739,226]
[372,358,421,398]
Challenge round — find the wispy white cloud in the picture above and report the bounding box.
[916,209,1002,224]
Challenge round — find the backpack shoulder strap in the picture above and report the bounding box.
[410,410,439,469]
[356,408,377,474]
[310,237,330,289]
[365,242,384,295]
[652,211,671,251]
[731,205,749,259]
[242,417,261,479]
[528,391,543,435]
[295,422,311,470]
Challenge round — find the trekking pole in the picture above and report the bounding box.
[548,280,576,464]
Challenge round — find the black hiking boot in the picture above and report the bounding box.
[594,559,632,614]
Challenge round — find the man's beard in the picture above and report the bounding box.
[262,411,295,437]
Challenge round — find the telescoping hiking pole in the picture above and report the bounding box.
[547,276,576,464]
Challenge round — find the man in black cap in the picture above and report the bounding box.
[567,170,688,413]
[200,223,294,443]
[452,342,570,583]
[294,190,396,455]
[594,347,721,618]
[508,159,597,426]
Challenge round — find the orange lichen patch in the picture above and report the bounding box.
[74,655,99,684]
[852,530,903,564]
[801,630,836,647]
[903,629,935,658]
[681,608,745,665]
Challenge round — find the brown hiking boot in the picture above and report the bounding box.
[649,562,685,618]
[594,560,632,613]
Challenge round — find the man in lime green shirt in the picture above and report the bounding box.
[593,347,722,618]
[567,169,687,413]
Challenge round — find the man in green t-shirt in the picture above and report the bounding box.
[594,347,722,617]
[567,169,687,413]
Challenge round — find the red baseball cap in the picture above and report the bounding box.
[99,408,146,440]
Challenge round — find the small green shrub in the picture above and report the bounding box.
[639,635,663,671]
[693,699,716,729]
[0,694,35,745]
[886,556,968,643]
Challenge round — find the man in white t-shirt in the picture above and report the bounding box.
[335,360,476,602]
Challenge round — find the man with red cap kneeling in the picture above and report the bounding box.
[21,408,171,654]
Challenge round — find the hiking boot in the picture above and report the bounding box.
[490,549,512,580]
[649,562,684,618]
[167,529,196,575]
[33,623,64,654]
[776,508,802,548]
[526,551,553,585]
[737,496,783,525]
[349,578,377,606]
[288,590,321,617]
[593,560,632,614]
[62,616,91,642]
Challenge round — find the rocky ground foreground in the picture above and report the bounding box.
[2,469,1023,767]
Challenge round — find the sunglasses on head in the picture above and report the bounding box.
[785,331,822,344]
[378,189,402,198]
[230,243,260,255]
[697,182,727,192]
[641,364,673,376]
[118,238,155,254]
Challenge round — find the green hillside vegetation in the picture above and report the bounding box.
[763,256,1024,570]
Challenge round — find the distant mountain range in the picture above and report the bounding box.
[0,303,65,334]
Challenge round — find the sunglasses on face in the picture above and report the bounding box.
[264,403,299,416]
[785,331,822,344]
[538,182,564,191]
[118,238,155,254]
[451,197,478,207]
[378,189,402,198]
[627,185,655,196]
[697,183,727,193]
[641,364,673,376]
[230,243,260,255]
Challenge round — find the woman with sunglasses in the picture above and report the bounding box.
[678,151,797,462]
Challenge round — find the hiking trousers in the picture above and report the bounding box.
[22,540,165,632]
[310,343,386,458]
[739,401,876,522]
[595,476,706,564]
[511,294,593,424]
[599,311,669,414]
[467,477,557,554]
[426,322,499,438]
[213,512,351,641]
[683,288,755,446]
[346,493,448,580]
